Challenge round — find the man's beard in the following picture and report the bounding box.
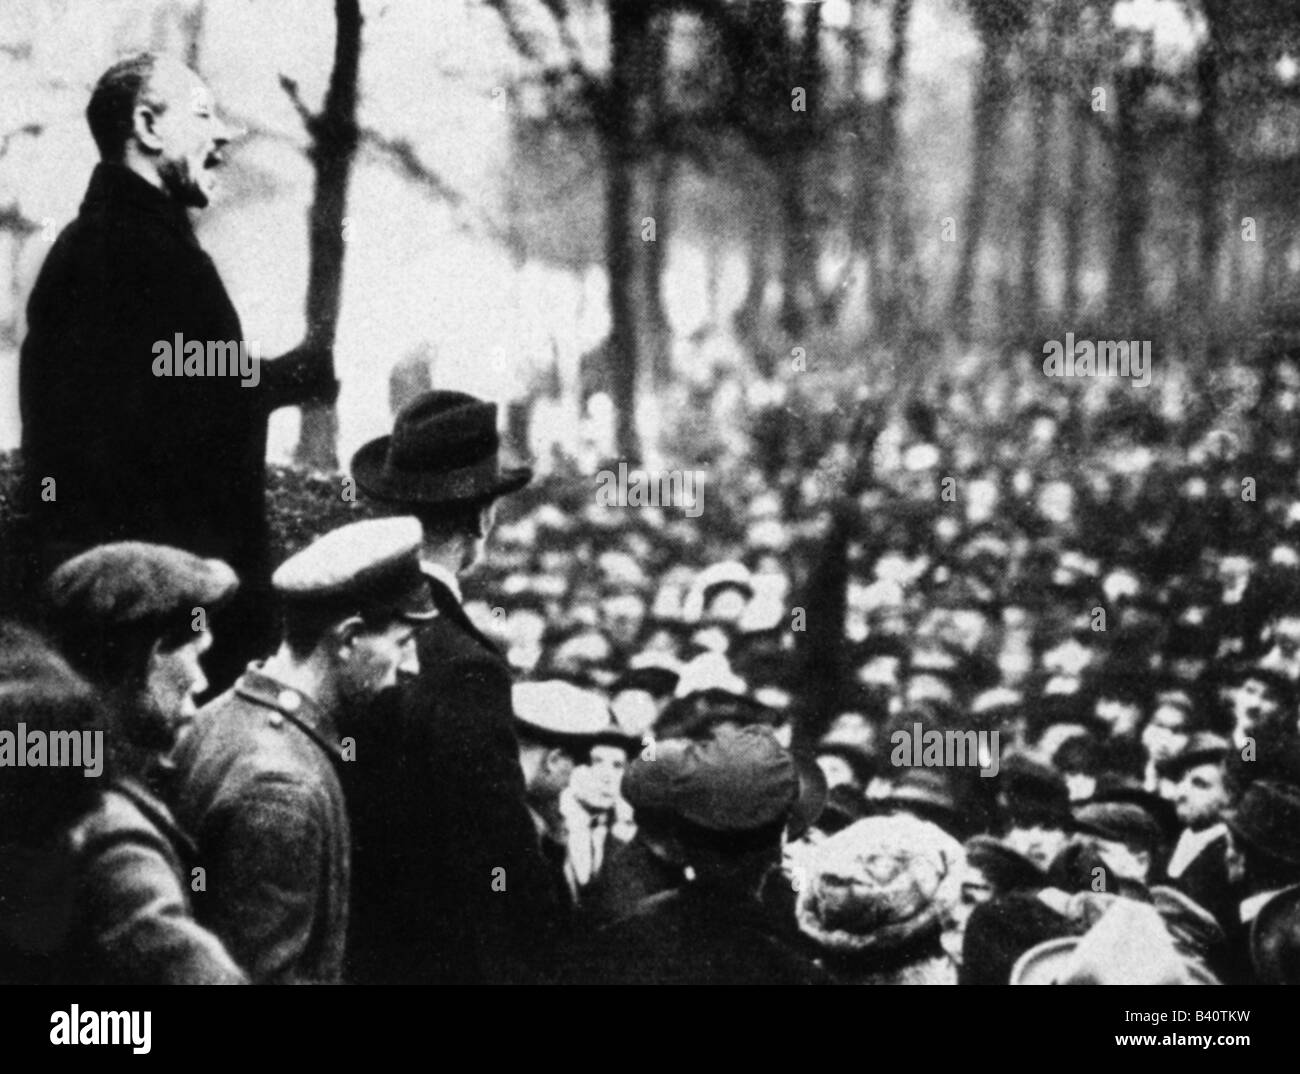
[124,687,179,754]
[158,156,209,208]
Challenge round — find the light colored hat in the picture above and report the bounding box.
[795,814,964,956]
[1010,899,1219,985]
[513,680,613,742]
[673,652,746,699]
[272,517,436,623]
[682,561,754,622]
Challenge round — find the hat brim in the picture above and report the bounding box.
[1009,937,1080,985]
[351,435,533,506]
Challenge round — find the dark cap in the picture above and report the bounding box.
[1072,801,1164,853]
[273,517,436,624]
[47,541,239,630]
[1225,781,1300,867]
[964,835,1047,894]
[1157,732,1230,782]
[610,664,680,700]
[623,725,802,834]
[653,687,778,740]
[998,753,1071,828]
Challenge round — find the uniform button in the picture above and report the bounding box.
[277,690,301,712]
[267,713,284,729]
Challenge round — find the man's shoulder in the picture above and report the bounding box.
[182,690,336,793]
[419,613,504,667]
[69,787,178,868]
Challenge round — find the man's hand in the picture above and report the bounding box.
[260,345,340,411]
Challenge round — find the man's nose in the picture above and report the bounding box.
[399,645,420,678]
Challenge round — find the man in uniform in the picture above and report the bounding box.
[172,518,428,983]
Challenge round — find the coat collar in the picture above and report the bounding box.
[420,569,503,658]
[110,774,200,860]
[234,662,344,763]
[81,162,200,249]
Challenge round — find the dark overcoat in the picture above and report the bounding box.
[344,573,560,984]
[17,163,314,682]
[66,777,248,985]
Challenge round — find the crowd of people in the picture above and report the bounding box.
[4,51,1300,986]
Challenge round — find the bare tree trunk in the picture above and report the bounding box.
[883,0,913,330]
[952,37,1010,340]
[1063,115,1086,320]
[291,0,362,472]
[1109,64,1150,329]
[779,1,823,337]
[603,0,662,462]
[1197,3,1225,348]
[1020,15,1053,328]
[647,146,674,385]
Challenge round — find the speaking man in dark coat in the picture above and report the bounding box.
[15,53,334,689]
[347,391,561,984]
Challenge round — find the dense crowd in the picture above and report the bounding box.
[5,50,1300,987]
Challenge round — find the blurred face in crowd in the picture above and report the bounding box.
[335,617,419,708]
[1095,695,1143,739]
[905,673,955,710]
[572,745,628,812]
[610,688,658,739]
[1230,676,1285,749]
[601,594,646,649]
[1080,835,1150,884]
[520,743,575,803]
[134,60,234,209]
[1261,616,1300,674]
[704,586,749,626]
[1173,762,1229,830]
[815,752,857,790]
[1142,703,1191,765]
[138,627,212,751]
[1002,822,1068,871]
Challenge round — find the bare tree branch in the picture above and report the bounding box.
[359,128,464,206]
[0,203,40,235]
[278,74,317,129]
[0,123,44,160]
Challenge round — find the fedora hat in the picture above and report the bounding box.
[351,390,532,507]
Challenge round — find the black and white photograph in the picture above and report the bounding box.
[0,0,1296,1037]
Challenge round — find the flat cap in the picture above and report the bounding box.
[513,680,630,749]
[624,724,798,833]
[47,541,239,628]
[273,517,435,623]
[1158,731,1230,781]
[1072,801,1164,852]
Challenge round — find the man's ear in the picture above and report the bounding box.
[132,102,165,153]
[544,747,573,776]
[330,615,366,658]
[475,502,497,540]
